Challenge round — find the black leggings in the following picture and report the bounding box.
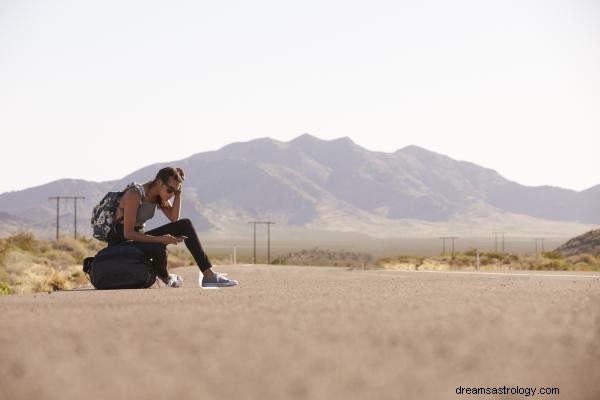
[108,219,213,280]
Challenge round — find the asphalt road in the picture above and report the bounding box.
[1,265,599,400]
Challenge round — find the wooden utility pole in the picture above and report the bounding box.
[533,238,545,258]
[49,197,60,240]
[440,236,458,256]
[248,221,276,264]
[48,196,86,239]
[493,231,505,253]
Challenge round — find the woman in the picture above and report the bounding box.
[108,167,238,288]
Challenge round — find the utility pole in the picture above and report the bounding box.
[440,236,458,257]
[493,231,505,253]
[533,238,545,258]
[267,222,272,264]
[248,221,276,264]
[72,196,85,239]
[49,197,60,240]
[48,196,86,240]
[252,223,256,263]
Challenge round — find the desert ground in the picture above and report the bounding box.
[1,264,599,400]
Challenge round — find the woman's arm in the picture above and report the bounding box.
[160,190,182,222]
[121,190,179,244]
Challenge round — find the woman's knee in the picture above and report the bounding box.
[176,218,193,230]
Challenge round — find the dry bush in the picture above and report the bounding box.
[0,281,14,295]
[166,245,195,268]
[5,232,37,252]
[273,248,374,268]
[377,255,425,270]
[390,251,598,272]
[0,232,101,294]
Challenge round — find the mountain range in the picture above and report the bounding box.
[1,134,598,239]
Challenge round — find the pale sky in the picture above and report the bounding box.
[1,0,599,194]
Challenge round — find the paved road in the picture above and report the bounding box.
[1,265,599,400]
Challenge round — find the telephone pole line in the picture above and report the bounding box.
[533,238,545,258]
[440,236,458,257]
[48,196,86,240]
[248,220,276,264]
[493,231,505,253]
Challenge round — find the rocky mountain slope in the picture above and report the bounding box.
[556,229,600,256]
[0,134,598,238]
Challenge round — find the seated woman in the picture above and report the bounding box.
[108,166,238,288]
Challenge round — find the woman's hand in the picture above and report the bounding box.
[160,234,183,245]
[176,167,185,182]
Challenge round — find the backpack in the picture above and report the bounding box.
[91,183,145,242]
[83,243,157,289]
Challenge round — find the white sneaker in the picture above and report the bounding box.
[166,274,184,288]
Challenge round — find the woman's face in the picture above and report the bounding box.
[159,177,181,202]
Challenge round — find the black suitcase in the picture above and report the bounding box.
[83,243,157,290]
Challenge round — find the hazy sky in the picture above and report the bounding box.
[1,0,598,194]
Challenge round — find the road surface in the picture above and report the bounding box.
[1,265,599,400]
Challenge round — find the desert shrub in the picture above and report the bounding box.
[564,254,600,271]
[378,255,425,265]
[543,251,563,260]
[479,256,493,266]
[273,248,374,268]
[568,254,594,265]
[542,260,569,271]
[48,273,68,291]
[0,281,14,295]
[484,252,505,261]
[29,238,101,266]
[166,246,195,268]
[0,241,9,268]
[448,255,472,267]
[395,255,425,263]
[5,232,37,252]
[51,241,76,252]
[0,232,105,294]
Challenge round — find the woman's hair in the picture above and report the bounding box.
[153,167,185,185]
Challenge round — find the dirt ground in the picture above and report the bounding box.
[1,265,599,400]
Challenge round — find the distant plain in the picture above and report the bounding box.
[201,235,572,263]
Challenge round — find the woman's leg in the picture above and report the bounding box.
[109,224,169,281]
[144,219,213,273]
[133,241,169,281]
[142,219,237,287]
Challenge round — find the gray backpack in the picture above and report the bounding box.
[90,183,144,242]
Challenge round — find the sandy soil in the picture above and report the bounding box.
[1,265,599,400]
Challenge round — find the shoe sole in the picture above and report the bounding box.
[202,281,239,288]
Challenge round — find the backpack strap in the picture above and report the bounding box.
[124,182,145,206]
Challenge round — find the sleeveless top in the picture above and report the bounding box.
[125,183,157,227]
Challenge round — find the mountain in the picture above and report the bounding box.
[556,229,600,256]
[0,134,598,238]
